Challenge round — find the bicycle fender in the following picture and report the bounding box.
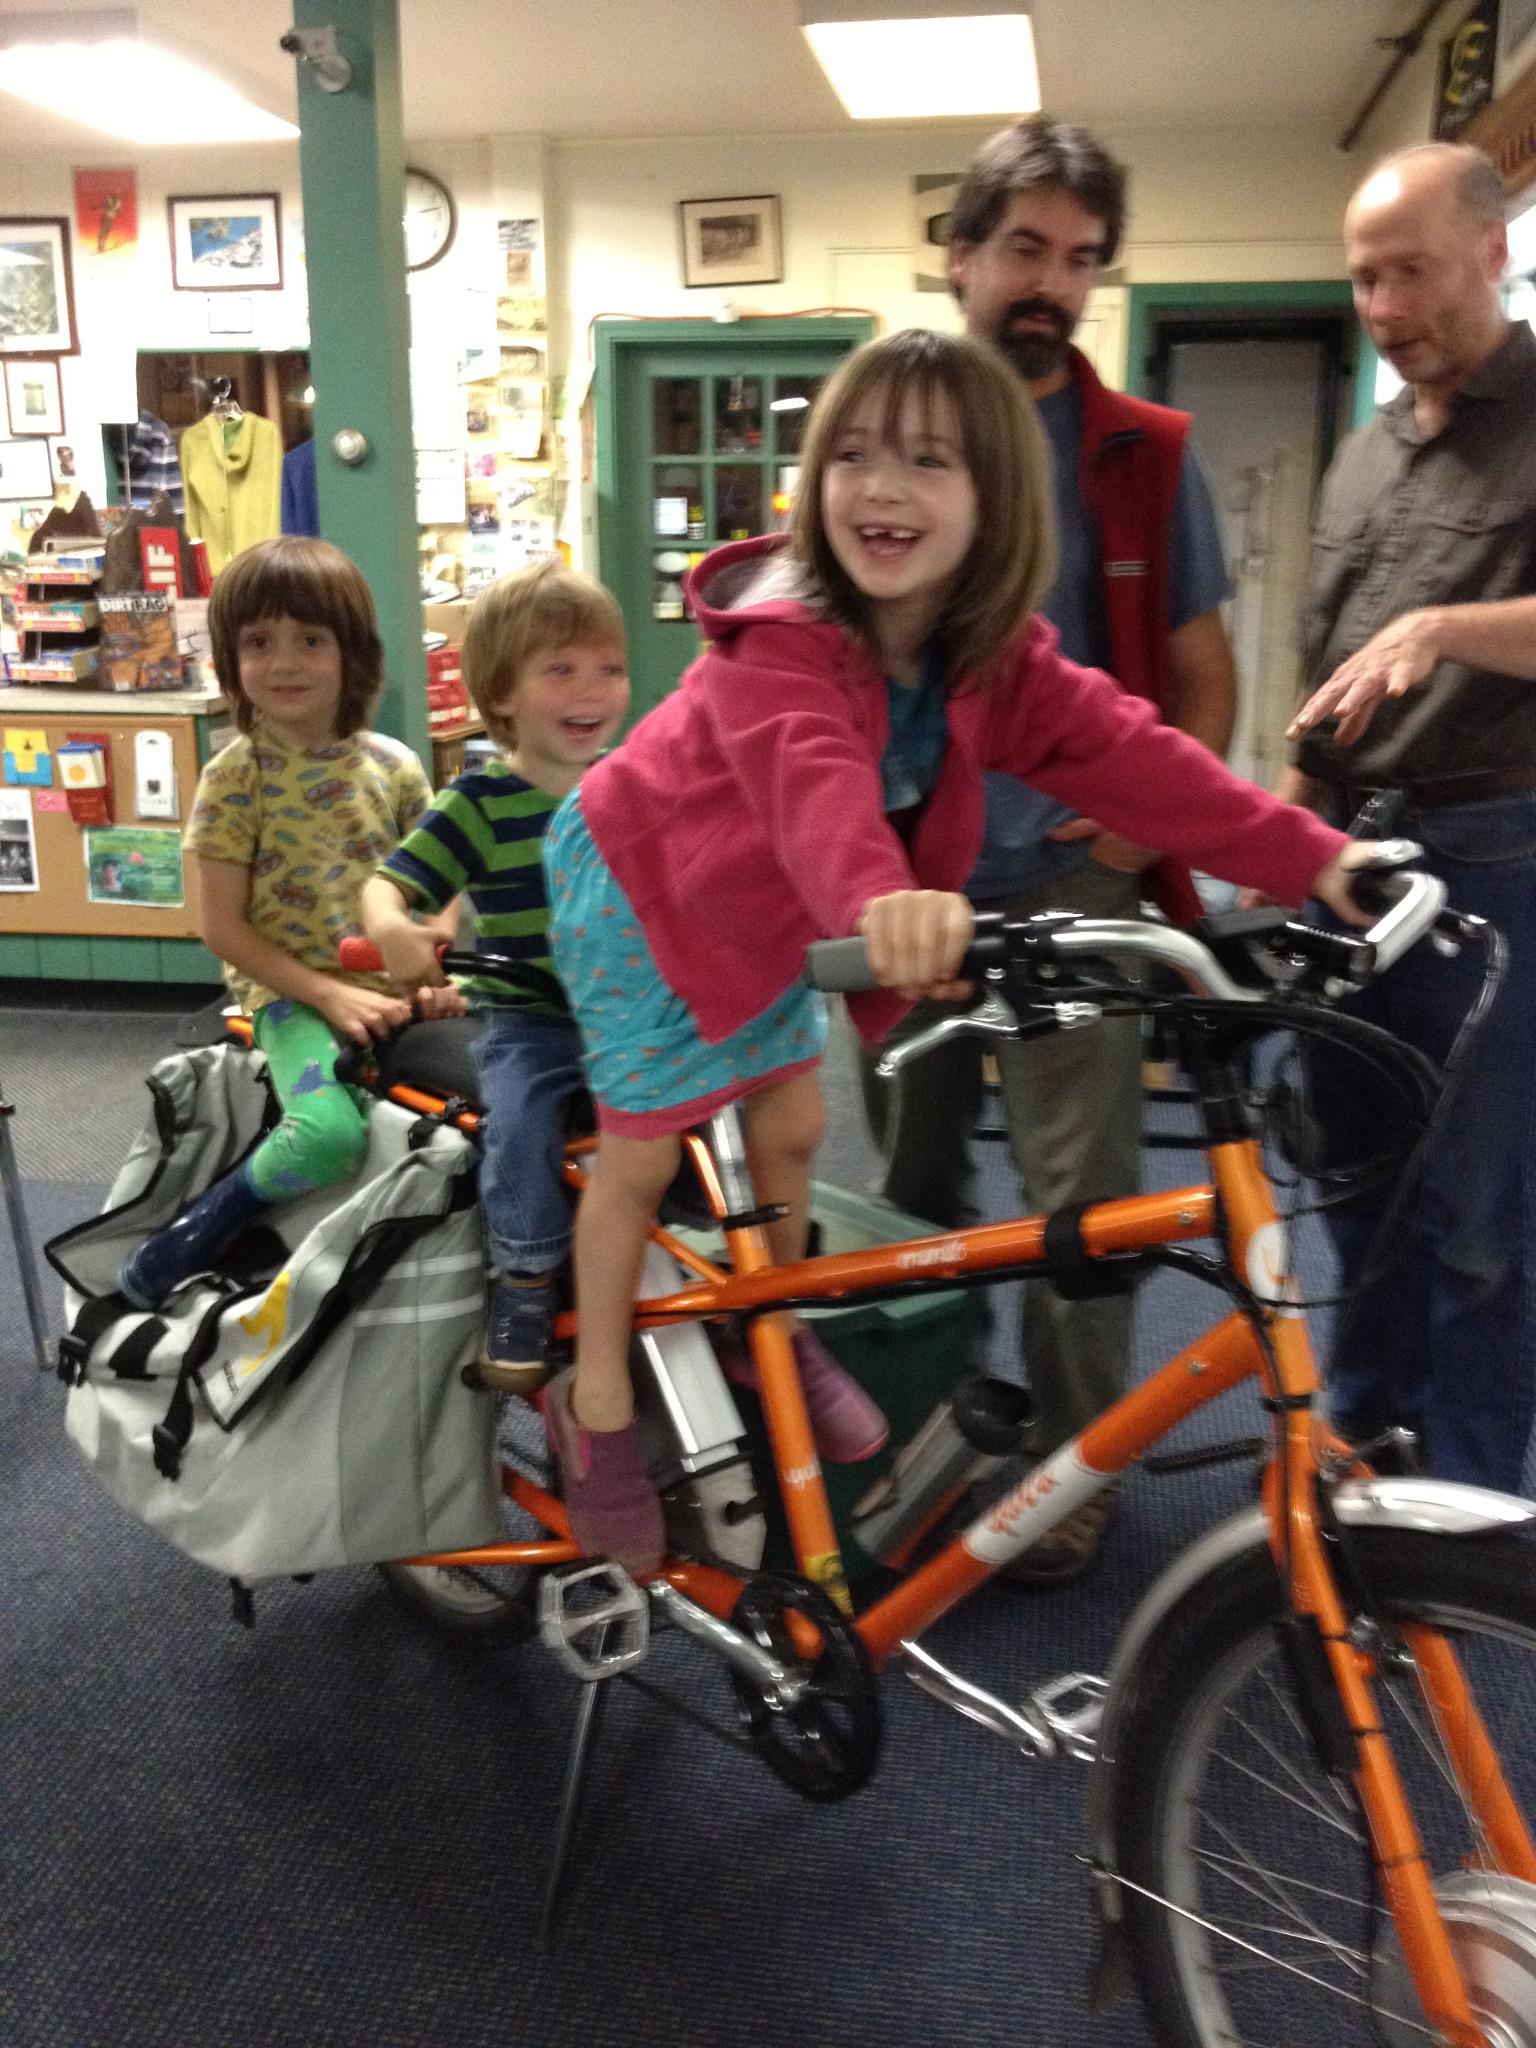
[1085,1481,1536,1951]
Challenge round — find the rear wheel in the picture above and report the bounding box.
[376,1398,552,1642]
[1112,1527,1536,2046]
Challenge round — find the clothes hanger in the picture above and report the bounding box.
[208,376,244,423]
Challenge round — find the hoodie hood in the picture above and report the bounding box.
[218,415,260,479]
[684,535,815,646]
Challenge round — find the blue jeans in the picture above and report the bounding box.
[470,1008,586,1276]
[1310,792,1536,1493]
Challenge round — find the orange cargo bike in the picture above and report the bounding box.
[336,854,1536,2048]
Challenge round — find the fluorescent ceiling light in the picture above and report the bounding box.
[801,1,1038,121]
[0,12,297,144]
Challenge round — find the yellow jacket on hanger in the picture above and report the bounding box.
[180,412,283,576]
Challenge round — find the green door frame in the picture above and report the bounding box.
[1124,280,1372,419]
[592,316,875,587]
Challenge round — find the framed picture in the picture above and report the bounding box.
[0,436,54,500]
[168,193,283,292]
[678,194,783,289]
[0,216,78,355]
[4,358,64,437]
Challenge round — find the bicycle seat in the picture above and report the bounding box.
[365,1014,484,1101]
[357,1016,601,1140]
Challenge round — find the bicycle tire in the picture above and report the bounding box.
[1110,1525,1536,2047]
[376,1558,540,1641]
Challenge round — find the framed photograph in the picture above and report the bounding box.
[678,194,783,289]
[0,436,54,500]
[168,193,283,292]
[0,216,78,355]
[4,358,64,437]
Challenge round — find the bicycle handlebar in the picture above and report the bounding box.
[805,845,1449,1002]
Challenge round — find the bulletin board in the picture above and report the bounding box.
[0,707,205,938]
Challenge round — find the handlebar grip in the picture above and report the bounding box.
[338,935,385,973]
[805,936,881,994]
[1344,837,1422,919]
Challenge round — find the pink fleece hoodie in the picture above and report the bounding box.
[576,536,1345,1045]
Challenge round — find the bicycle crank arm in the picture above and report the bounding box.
[647,1580,807,1705]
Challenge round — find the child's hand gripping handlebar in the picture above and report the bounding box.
[339,934,569,1012]
[805,843,1449,1004]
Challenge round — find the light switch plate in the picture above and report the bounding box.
[134,729,178,821]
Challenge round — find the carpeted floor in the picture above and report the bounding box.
[1,996,1527,2048]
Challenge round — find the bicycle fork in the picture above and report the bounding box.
[1223,1135,1536,2047]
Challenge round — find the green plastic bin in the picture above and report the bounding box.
[680,1181,985,1583]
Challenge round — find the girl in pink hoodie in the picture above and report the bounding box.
[542,329,1371,1572]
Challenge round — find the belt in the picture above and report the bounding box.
[1328,764,1536,813]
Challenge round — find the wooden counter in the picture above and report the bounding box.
[0,685,229,985]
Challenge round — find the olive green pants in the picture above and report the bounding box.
[858,862,1144,1457]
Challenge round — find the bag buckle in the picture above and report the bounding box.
[55,1333,88,1387]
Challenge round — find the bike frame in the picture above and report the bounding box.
[234,1011,1531,2042]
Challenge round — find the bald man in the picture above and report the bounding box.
[1285,141,1536,1493]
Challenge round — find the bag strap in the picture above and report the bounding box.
[56,1292,143,1386]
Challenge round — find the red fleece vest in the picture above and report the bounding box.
[1068,347,1203,926]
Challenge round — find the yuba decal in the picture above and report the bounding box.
[1246,1221,1302,1316]
[985,1464,1055,1541]
[236,1272,292,1375]
[896,1236,965,1272]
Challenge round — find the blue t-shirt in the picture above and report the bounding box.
[968,380,1231,902]
[880,646,948,816]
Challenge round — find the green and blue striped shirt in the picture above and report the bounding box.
[378,764,568,1014]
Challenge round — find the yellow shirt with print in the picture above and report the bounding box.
[185,724,432,1014]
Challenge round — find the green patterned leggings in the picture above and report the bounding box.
[247,998,371,1203]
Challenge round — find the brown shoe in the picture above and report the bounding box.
[1002,1489,1117,1588]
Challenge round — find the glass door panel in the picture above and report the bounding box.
[713,375,764,453]
[605,330,869,723]
[714,464,765,542]
[653,378,702,455]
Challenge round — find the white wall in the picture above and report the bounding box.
[2,115,1392,551]
[0,142,306,518]
[549,120,1365,368]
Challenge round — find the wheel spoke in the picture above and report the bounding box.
[1113,1532,1536,2045]
[1190,1816,1369,1977]
[1203,1742,1366,1842]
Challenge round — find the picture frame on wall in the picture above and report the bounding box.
[4,357,64,437]
[0,436,55,501]
[678,194,783,289]
[0,216,78,355]
[168,193,284,292]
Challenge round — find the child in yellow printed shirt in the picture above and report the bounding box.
[120,536,458,1308]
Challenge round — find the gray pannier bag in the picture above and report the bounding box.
[47,1039,503,1582]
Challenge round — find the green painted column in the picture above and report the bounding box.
[292,0,427,759]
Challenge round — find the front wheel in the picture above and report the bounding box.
[1111,1526,1536,2047]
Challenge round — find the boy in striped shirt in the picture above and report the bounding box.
[361,561,629,1391]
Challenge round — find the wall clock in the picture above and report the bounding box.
[403,166,456,272]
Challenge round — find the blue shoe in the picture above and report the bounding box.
[476,1272,557,1395]
[119,1165,271,1309]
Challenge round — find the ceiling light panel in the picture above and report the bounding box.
[0,20,297,144]
[801,3,1039,120]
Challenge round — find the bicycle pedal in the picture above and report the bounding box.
[1026,1672,1107,1761]
[537,1561,650,1680]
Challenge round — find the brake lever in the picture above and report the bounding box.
[874,989,1022,1080]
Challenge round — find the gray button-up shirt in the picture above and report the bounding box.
[1297,321,1536,792]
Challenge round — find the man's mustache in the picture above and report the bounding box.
[1004,299,1072,336]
